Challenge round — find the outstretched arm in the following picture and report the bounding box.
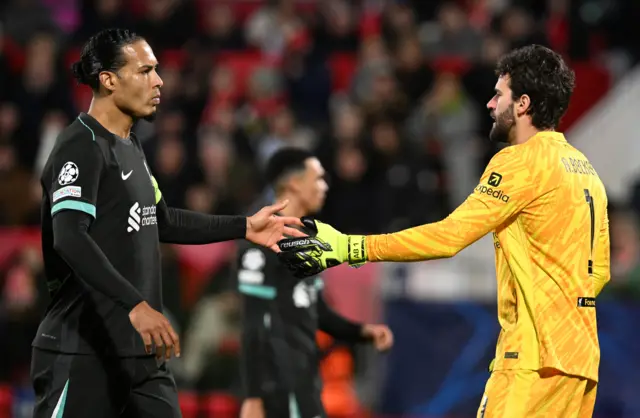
[156,197,247,244]
[278,146,542,277]
[366,147,538,262]
[152,178,304,247]
[316,284,368,343]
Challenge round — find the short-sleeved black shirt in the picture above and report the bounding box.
[35,113,163,356]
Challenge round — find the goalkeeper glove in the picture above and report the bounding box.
[277,217,367,278]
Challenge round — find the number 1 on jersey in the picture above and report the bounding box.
[584,189,595,275]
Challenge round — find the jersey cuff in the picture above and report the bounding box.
[52,200,96,218]
[238,284,276,299]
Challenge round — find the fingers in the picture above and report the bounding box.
[278,216,304,228]
[152,331,164,359]
[270,243,281,253]
[266,200,289,215]
[374,329,394,351]
[168,325,181,358]
[158,320,180,360]
[141,332,153,355]
[283,226,306,238]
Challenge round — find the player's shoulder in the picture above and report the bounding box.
[52,116,111,156]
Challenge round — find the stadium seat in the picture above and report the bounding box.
[178,391,199,418]
[161,49,187,70]
[0,385,12,416]
[201,392,239,418]
[4,37,25,73]
[430,55,472,76]
[214,51,272,97]
[559,61,611,131]
[328,53,358,93]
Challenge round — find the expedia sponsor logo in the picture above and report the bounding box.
[488,172,502,187]
[475,185,510,202]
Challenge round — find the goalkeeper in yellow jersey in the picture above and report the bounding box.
[277,44,610,418]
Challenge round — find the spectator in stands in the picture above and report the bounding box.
[10,29,75,169]
[199,3,246,51]
[421,1,482,60]
[72,0,133,46]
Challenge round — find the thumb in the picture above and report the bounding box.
[268,199,289,214]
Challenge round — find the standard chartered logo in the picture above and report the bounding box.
[127,202,157,233]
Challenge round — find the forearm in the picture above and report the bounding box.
[157,200,247,244]
[53,211,144,310]
[318,298,367,343]
[365,217,479,262]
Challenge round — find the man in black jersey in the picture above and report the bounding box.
[33,28,305,418]
[236,148,394,418]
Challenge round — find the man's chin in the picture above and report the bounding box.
[489,126,510,143]
[142,111,157,122]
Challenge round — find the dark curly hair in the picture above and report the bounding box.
[495,45,575,130]
[71,28,144,92]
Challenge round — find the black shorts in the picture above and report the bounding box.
[262,389,326,418]
[30,348,181,418]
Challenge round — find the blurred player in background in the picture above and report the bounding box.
[237,148,393,418]
[34,28,304,418]
[278,45,610,418]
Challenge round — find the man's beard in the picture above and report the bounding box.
[489,106,515,143]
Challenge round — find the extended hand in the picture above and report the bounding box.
[246,200,306,252]
[277,217,367,278]
[361,324,394,352]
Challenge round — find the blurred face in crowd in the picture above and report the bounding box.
[207,5,236,36]
[103,40,163,121]
[334,105,363,142]
[97,0,122,17]
[156,135,184,176]
[487,75,516,143]
[271,108,295,138]
[286,157,328,215]
[397,37,423,71]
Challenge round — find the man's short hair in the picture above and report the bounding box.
[265,148,314,188]
[495,44,576,130]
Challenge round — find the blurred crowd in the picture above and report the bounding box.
[1,0,640,407]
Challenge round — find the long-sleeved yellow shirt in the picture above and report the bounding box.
[366,132,610,382]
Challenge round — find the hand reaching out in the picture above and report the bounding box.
[246,200,306,252]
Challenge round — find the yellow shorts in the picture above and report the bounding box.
[476,368,597,418]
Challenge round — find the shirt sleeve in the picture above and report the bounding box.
[48,137,104,219]
[366,146,540,261]
[593,206,610,297]
[316,280,367,343]
[156,198,247,244]
[52,210,145,310]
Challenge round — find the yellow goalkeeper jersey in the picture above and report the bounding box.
[366,131,610,382]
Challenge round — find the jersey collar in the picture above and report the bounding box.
[78,112,138,143]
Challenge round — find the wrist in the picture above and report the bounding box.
[346,235,367,265]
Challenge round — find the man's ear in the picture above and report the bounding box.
[516,94,531,117]
[99,71,118,93]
